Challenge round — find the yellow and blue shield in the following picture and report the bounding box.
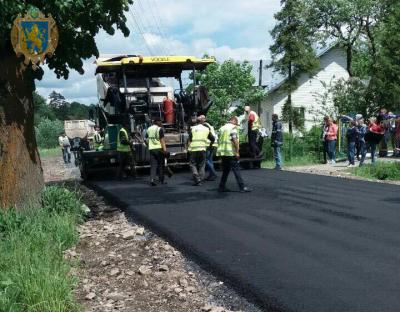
[11,10,58,69]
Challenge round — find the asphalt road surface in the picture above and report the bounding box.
[89,169,400,312]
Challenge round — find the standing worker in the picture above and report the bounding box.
[217,116,251,193]
[58,132,71,164]
[204,119,218,181]
[244,105,263,158]
[116,125,131,179]
[188,115,215,186]
[146,118,167,186]
[271,114,284,170]
[163,96,175,124]
[93,126,103,151]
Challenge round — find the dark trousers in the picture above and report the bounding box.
[150,149,165,182]
[62,147,71,163]
[248,130,260,156]
[347,142,356,165]
[117,152,130,178]
[219,156,245,190]
[189,151,206,182]
[323,140,328,164]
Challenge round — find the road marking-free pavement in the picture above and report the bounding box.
[89,169,400,312]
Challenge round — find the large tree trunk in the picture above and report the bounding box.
[0,44,44,209]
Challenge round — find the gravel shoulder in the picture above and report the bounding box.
[42,155,261,312]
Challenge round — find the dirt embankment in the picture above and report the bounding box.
[44,155,261,312]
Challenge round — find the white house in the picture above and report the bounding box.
[255,46,349,131]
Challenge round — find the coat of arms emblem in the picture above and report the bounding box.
[10,8,59,70]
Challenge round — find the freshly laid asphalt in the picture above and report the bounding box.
[89,169,400,312]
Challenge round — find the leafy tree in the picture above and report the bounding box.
[269,0,319,138]
[35,119,64,149]
[197,60,264,128]
[0,1,132,209]
[33,91,56,125]
[368,1,400,112]
[307,0,378,77]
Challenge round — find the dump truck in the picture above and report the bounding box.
[79,55,261,179]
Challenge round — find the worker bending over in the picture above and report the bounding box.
[217,116,251,193]
[147,118,167,186]
[188,115,215,186]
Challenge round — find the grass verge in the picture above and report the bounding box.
[0,186,84,312]
[262,156,321,169]
[39,147,61,158]
[352,161,400,181]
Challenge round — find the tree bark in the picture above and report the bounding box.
[346,44,354,77]
[0,44,44,209]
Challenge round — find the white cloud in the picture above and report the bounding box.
[36,0,281,104]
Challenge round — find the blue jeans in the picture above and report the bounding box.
[327,140,336,161]
[347,142,356,165]
[205,148,217,177]
[359,141,367,165]
[273,146,282,169]
[62,146,71,163]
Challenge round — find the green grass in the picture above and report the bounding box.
[262,156,321,169]
[39,147,61,158]
[352,161,400,181]
[0,186,84,312]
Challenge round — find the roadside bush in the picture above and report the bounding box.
[35,119,64,149]
[353,162,400,181]
[0,186,83,312]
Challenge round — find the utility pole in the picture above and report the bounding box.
[257,59,263,116]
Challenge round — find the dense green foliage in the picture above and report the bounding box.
[34,91,93,148]
[353,162,400,181]
[0,186,84,311]
[269,0,319,132]
[1,0,132,78]
[196,60,264,128]
[271,0,400,118]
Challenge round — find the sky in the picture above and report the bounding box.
[36,0,282,104]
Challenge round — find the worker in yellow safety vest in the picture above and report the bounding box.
[93,126,104,150]
[203,119,218,181]
[216,116,251,193]
[188,115,215,186]
[245,105,263,158]
[146,117,167,186]
[116,126,131,179]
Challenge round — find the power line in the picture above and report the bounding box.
[144,0,174,55]
[135,0,168,55]
[150,0,175,54]
[128,8,155,56]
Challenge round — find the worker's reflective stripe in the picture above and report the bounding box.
[117,128,130,152]
[251,112,262,130]
[188,125,210,152]
[216,123,237,157]
[94,132,102,149]
[147,125,162,150]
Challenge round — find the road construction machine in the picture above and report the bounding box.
[79,55,217,179]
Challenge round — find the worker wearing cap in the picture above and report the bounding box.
[116,126,131,179]
[244,105,263,158]
[188,115,215,186]
[146,118,167,186]
[217,116,251,193]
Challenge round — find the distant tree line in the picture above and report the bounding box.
[34,91,94,148]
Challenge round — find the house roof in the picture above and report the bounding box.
[251,43,339,93]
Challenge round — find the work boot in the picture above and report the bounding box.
[150,180,157,186]
[239,186,252,193]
